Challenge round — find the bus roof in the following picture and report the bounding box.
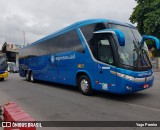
[25,18,136,48]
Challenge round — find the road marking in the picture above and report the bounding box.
[121,102,160,112]
[107,98,160,112]
[95,95,160,112]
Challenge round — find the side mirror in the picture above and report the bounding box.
[94,29,125,46]
[141,35,160,49]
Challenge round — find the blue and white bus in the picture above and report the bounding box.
[19,19,160,95]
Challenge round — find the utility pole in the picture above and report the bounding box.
[23,31,26,47]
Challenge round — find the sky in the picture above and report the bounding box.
[0,0,137,47]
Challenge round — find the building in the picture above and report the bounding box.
[1,42,23,66]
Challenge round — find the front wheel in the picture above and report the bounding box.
[78,75,93,96]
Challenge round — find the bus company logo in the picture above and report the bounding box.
[138,72,152,77]
[50,54,76,64]
[50,55,55,63]
[55,54,76,61]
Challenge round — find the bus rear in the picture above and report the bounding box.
[0,53,8,81]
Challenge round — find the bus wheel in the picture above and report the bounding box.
[78,75,93,96]
[26,72,28,81]
[30,72,35,83]
[26,72,31,82]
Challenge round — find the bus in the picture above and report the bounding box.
[0,53,8,81]
[19,19,160,95]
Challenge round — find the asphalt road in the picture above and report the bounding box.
[0,72,160,129]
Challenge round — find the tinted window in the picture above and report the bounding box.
[80,23,106,58]
[97,34,114,65]
[20,30,84,57]
[88,33,114,65]
[49,30,84,53]
[80,23,106,43]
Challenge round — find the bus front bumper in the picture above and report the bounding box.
[118,75,154,94]
[0,71,8,79]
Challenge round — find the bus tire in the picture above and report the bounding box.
[78,75,93,96]
[26,72,31,82]
[30,72,35,83]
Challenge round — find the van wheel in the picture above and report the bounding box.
[78,75,93,96]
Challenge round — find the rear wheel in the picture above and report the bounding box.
[78,75,93,96]
[30,72,35,83]
[26,72,31,82]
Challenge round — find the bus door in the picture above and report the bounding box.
[95,33,117,92]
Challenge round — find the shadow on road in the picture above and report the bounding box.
[93,91,151,103]
[23,79,152,103]
[24,79,79,93]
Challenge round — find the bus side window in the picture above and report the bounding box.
[97,35,114,65]
[80,23,106,58]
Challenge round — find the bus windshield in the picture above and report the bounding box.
[108,24,151,71]
[0,54,7,70]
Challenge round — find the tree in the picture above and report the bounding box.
[130,0,160,56]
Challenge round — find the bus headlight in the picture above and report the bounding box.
[124,75,135,81]
[111,71,135,81]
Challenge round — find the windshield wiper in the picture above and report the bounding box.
[133,40,150,71]
[133,40,144,70]
[133,40,138,70]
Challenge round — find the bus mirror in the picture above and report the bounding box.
[94,29,125,46]
[141,35,160,49]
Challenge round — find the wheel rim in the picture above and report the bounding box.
[80,79,89,92]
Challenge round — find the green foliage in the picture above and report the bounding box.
[130,0,160,57]
[153,50,160,57]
